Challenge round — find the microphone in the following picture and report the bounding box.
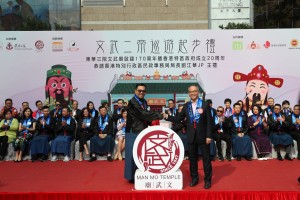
[298,177,300,183]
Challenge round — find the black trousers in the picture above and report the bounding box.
[290,131,300,155]
[0,136,9,157]
[189,141,212,183]
[214,133,232,157]
[79,131,94,152]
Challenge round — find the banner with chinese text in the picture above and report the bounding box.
[0,29,299,109]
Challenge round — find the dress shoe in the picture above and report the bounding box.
[277,153,283,161]
[107,156,113,162]
[189,179,199,187]
[129,179,135,184]
[204,182,211,189]
[89,156,97,162]
[284,154,293,161]
[41,155,48,161]
[0,156,4,161]
[218,156,224,162]
[245,156,252,161]
[236,156,241,161]
[210,157,215,161]
[225,155,231,161]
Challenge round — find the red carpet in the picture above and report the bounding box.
[0,159,299,199]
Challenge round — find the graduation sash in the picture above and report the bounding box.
[98,115,109,132]
[188,98,202,128]
[91,109,96,118]
[83,118,91,128]
[134,95,147,110]
[252,114,263,135]
[233,114,242,132]
[21,118,33,137]
[121,118,126,132]
[292,113,300,129]
[215,115,223,133]
[170,108,177,116]
[225,107,232,118]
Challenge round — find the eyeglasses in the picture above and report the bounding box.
[216,110,223,113]
[188,90,198,94]
[55,104,61,106]
[137,90,146,93]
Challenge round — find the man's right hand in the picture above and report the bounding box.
[162,113,168,120]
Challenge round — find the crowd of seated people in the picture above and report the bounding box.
[0,97,299,163]
[0,98,124,162]
[169,97,300,161]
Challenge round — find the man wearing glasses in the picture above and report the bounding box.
[124,83,163,183]
[50,101,62,120]
[164,85,212,189]
[213,106,232,161]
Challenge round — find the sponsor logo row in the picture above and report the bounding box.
[0,40,79,52]
[232,39,299,50]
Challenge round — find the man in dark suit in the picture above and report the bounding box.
[212,106,232,161]
[124,83,163,183]
[71,100,81,123]
[112,99,125,123]
[164,85,212,189]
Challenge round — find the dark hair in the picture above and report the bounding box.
[251,104,262,114]
[282,100,290,106]
[294,104,300,109]
[22,101,29,106]
[35,100,42,106]
[98,105,106,110]
[3,109,12,116]
[117,99,124,103]
[42,106,49,110]
[72,100,78,104]
[121,107,128,115]
[206,99,212,105]
[81,107,90,118]
[224,98,231,104]
[135,83,146,89]
[233,102,240,108]
[62,107,70,112]
[274,103,281,109]
[87,101,94,109]
[237,100,243,106]
[168,99,175,103]
[5,98,12,103]
[22,107,33,119]
[102,102,109,106]
[268,97,274,101]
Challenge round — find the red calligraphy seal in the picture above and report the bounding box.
[133,126,184,174]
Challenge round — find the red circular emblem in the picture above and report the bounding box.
[133,126,184,174]
[35,40,44,50]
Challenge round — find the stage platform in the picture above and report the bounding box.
[0,159,299,200]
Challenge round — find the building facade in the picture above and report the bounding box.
[81,0,209,30]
